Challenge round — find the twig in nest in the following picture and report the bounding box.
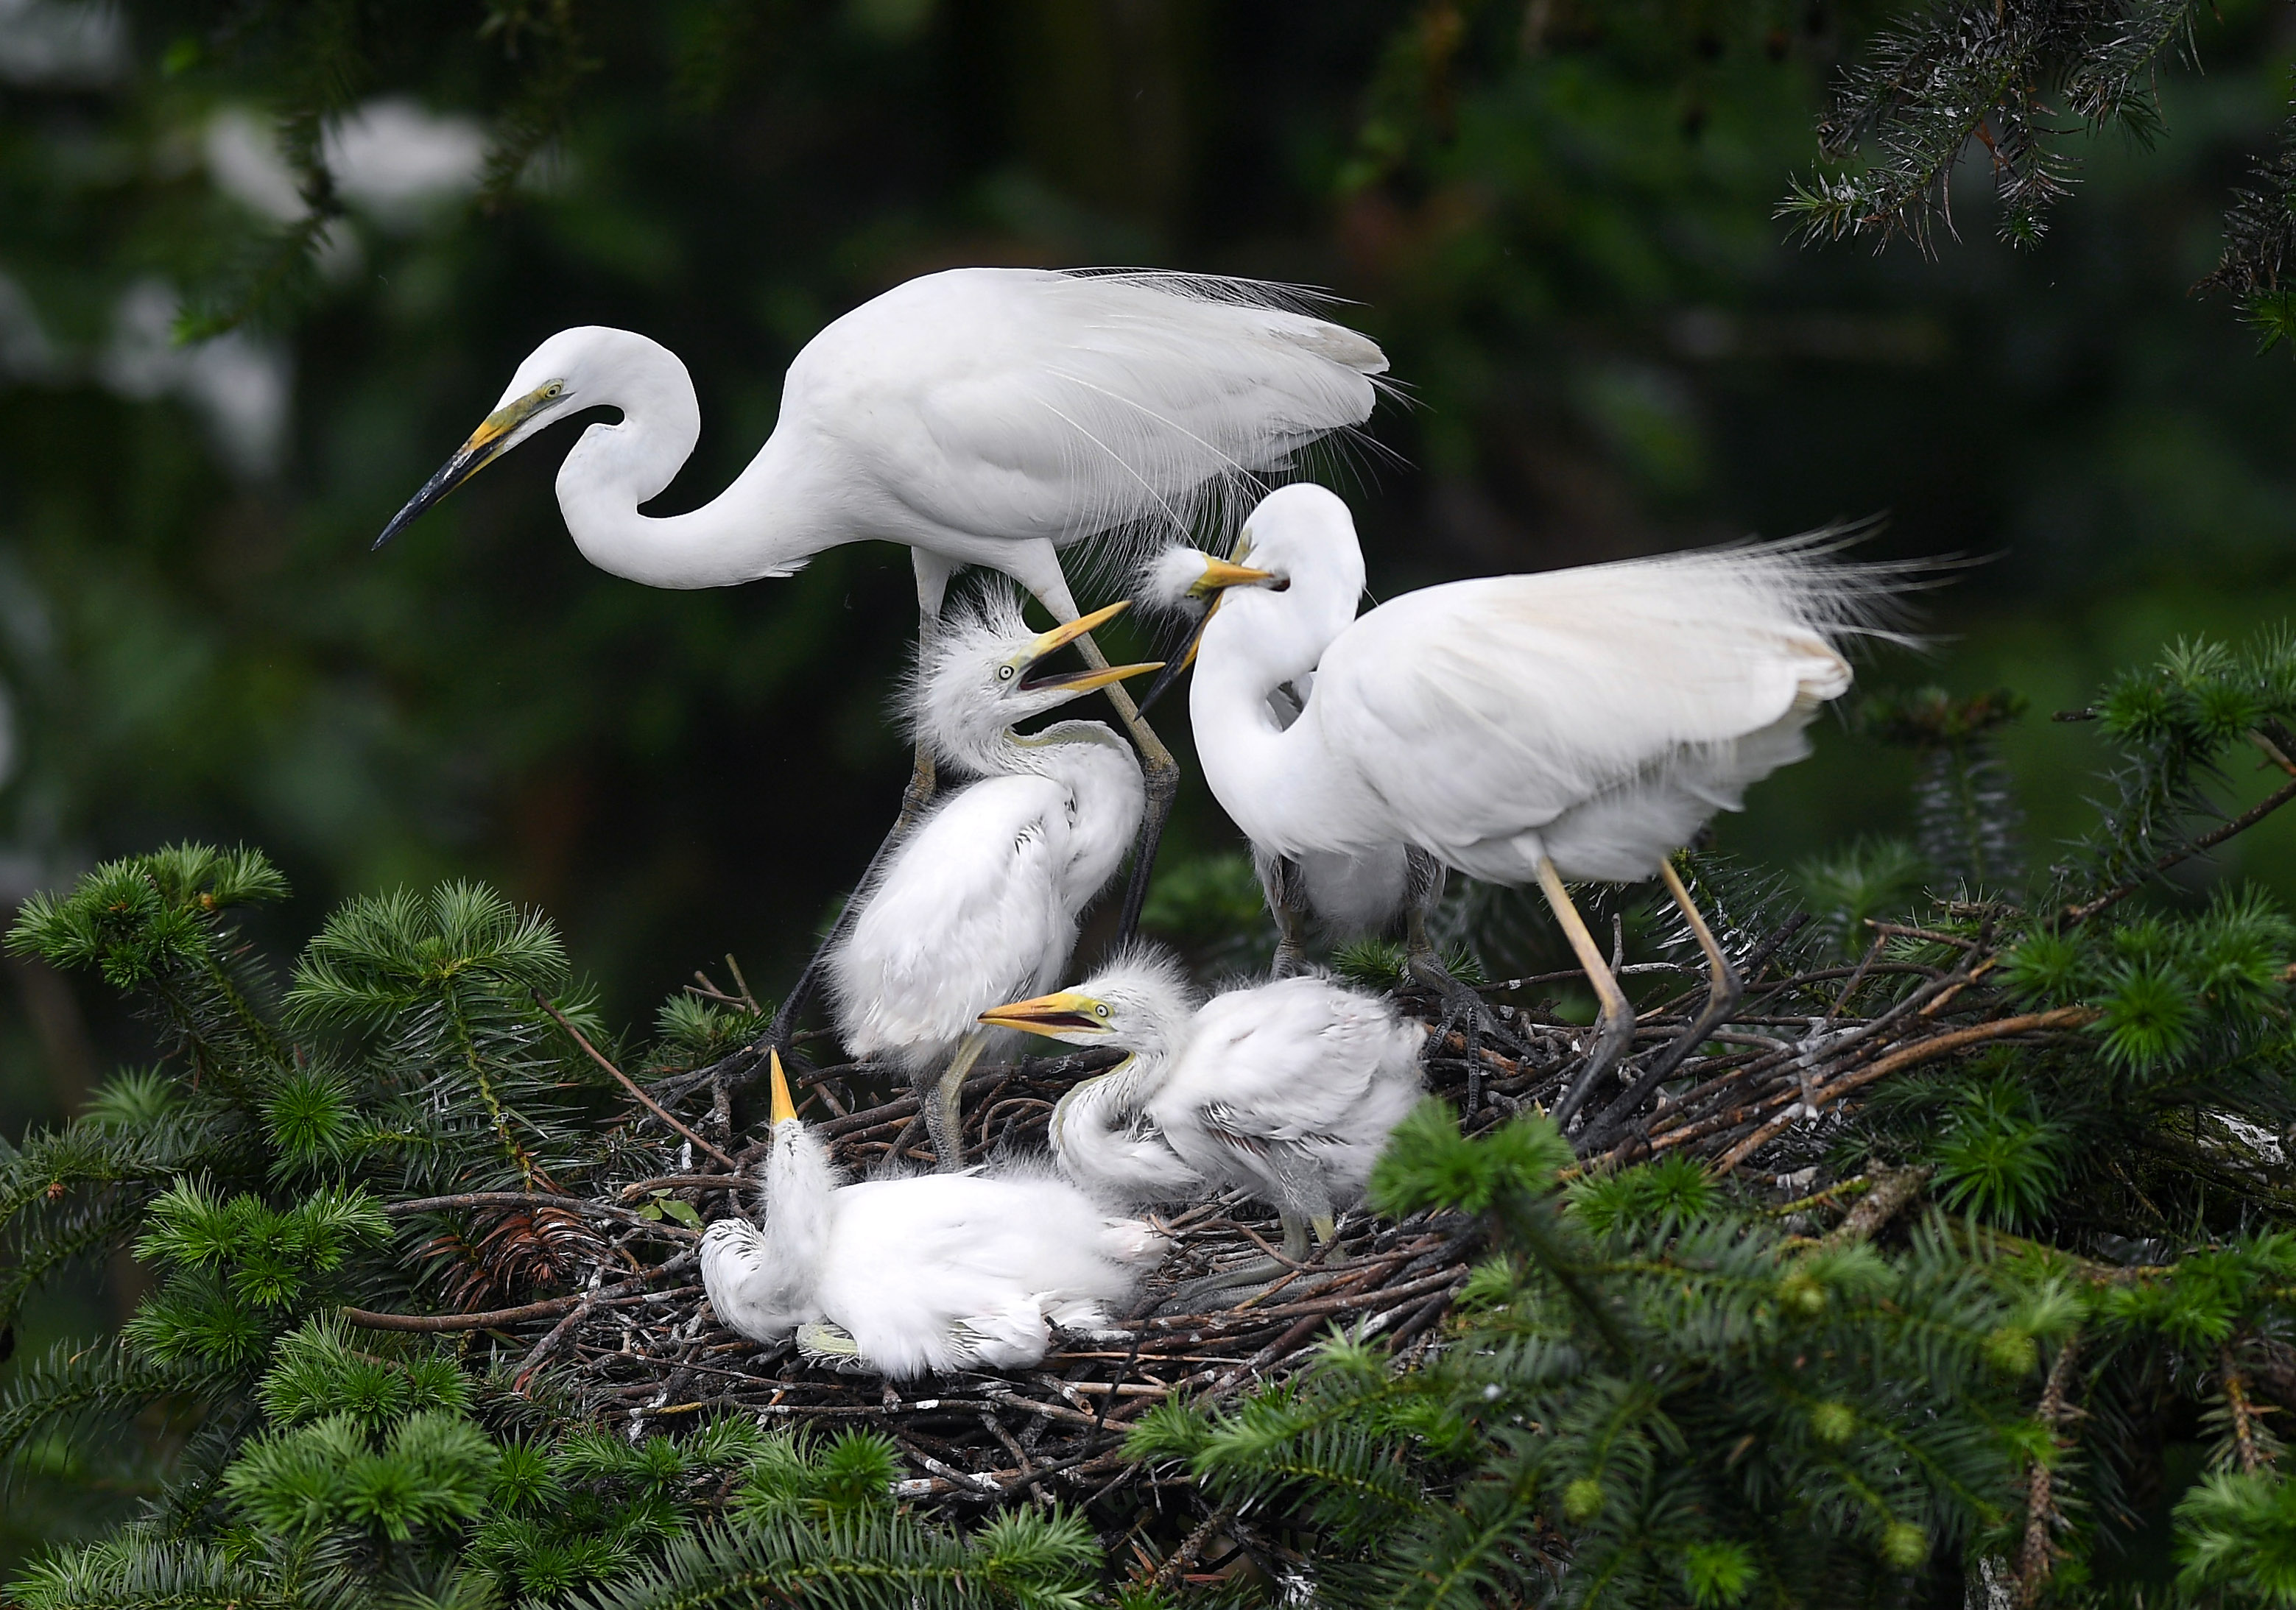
[532,990,738,1168]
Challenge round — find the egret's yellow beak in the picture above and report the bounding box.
[1013,600,1164,693]
[978,990,1112,1036]
[1138,549,1282,714]
[767,1048,797,1125]
[373,380,565,551]
[1188,556,1279,599]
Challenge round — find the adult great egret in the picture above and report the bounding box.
[1144,556,1454,990]
[1161,484,1910,1134]
[983,951,1425,1268]
[825,592,1156,1170]
[374,267,1390,943]
[697,1053,1164,1380]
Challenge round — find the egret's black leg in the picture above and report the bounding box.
[1098,665,1178,943]
[1580,862,1743,1153]
[1032,579,1179,946]
[756,627,943,1067]
[1258,851,1314,978]
[1539,858,1638,1132]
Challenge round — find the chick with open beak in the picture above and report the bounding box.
[824,588,1162,1172]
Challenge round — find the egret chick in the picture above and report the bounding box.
[699,1054,1166,1380]
[983,951,1426,1266]
[825,592,1156,1170]
[1159,484,1913,1138]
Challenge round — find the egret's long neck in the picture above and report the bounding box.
[1190,624,1354,857]
[948,716,1126,783]
[753,1119,835,1295]
[1049,1052,1174,1196]
[1057,1053,1161,1136]
[554,356,840,590]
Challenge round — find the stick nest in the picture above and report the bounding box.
[365,914,2095,1533]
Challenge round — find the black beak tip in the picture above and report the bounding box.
[1137,657,1188,716]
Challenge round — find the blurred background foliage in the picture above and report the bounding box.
[7,0,2296,1561]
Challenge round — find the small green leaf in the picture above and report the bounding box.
[661,1201,703,1230]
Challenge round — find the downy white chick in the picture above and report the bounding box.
[699,1053,1166,1380]
[825,590,1155,1170]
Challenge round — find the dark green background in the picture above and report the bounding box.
[4,0,2296,1557]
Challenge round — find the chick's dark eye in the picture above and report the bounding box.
[1095,1004,1110,1018]
[998,665,1015,681]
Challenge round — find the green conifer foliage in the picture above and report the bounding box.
[1132,1104,2067,1606]
[15,632,2296,1602]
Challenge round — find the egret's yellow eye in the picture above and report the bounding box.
[1095,1003,1110,1018]
[998,665,1015,681]
[543,381,564,398]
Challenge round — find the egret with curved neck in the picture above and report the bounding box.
[1162,483,1916,1145]
[985,950,1425,1276]
[376,268,1391,970]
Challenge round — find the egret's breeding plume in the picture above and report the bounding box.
[374,267,1391,944]
[984,950,1426,1271]
[1161,483,1914,1136]
[825,592,1156,1170]
[697,1054,1165,1380]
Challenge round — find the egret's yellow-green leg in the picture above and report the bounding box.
[922,1028,993,1173]
[1581,861,1745,1151]
[1540,857,1639,1131]
[1159,1210,1337,1314]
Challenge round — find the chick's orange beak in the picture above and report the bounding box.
[1014,601,1164,693]
[978,990,1110,1035]
[768,1048,797,1125]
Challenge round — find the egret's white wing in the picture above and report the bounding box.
[827,775,1072,1062]
[790,269,1385,565]
[1311,546,1866,860]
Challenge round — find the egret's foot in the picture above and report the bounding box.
[1576,864,1747,1153]
[1157,1260,1282,1315]
[1549,995,1638,1134]
[796,1320,868,1372]
[1155,1257,1339,1316]
[1580,978,1744,1153]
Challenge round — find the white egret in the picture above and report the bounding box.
[1158,483,1910,1136]
[982,950,1426,1268]
[374,267,1391,945]
[1143,559,1454,987]
[824,591,1156,1170]
[698,1053,1165,1380]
